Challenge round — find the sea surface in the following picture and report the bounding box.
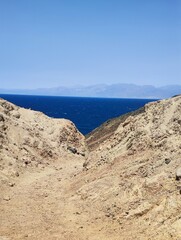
[0,94,156,135]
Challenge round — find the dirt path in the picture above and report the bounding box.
[0,157,87,240]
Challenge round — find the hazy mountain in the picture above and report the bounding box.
[0,83,181,99]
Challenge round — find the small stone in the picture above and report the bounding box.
[176,168,181,181]
[105,213,111,217]
[67,146,77,154]
[12,111,20,119]
[3,196,11,201]
[8,182,15,187]
[80,152,85,157]
[75,212,81,215]
[0,114,5,122]
[165,158,171,164]
[24,160,31,165]
[83,162,88,168]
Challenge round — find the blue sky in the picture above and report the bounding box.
[0,0,180,89]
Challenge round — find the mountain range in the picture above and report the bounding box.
[0,83,181,99]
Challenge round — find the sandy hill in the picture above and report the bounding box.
[0,95,181,240]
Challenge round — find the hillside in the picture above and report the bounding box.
[1,95,181,239]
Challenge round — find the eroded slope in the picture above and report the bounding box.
[1,96,181,240]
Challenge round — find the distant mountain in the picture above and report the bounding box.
[0,84,181,99]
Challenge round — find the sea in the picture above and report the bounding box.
[0,94,156,135]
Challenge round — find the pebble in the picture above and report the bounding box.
[8,182,15,187]
[3,196,11,201]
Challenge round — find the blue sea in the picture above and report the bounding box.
[0,94,156,135]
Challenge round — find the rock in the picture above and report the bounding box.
[0,114,5,122]
[3,196,11,201]
[165,158,171,164]
[15,171,19,177]
[83,162,88,168]
[105,213,111,217]
[67,146,77,154]
[1,101,14,111]
[8,182,15,187]
[79,152,85,157]
[12,111,21,119]
[75,211,81,215]
[176,168,181,181]
[24,160,31,165]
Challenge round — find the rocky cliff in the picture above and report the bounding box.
[0,95,181,240]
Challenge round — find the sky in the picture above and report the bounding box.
[0,0,180,89]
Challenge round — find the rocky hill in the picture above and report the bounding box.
[0,98,86,184]
[0,95,181,240]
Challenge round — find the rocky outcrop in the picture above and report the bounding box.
[86,96,181,167]
[0,98,86,184]
[83,95,181,239]
[0,95,181,240]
